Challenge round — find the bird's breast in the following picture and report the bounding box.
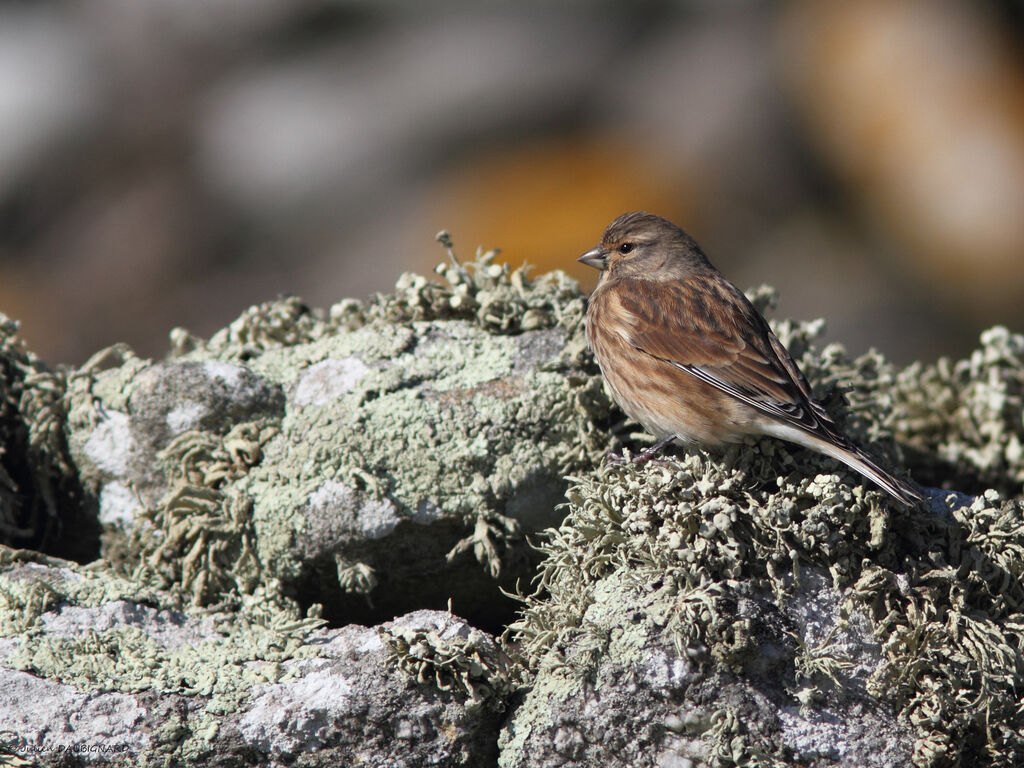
[586,293,753,445]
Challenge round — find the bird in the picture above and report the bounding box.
[578,211,924,506]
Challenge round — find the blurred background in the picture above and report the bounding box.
[1,0,1023,367]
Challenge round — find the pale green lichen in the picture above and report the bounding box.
[98,421,281,609]
[159,422,278,489]
[125,485,260,607]
[370,239,588,336]
[0,547,327,752]
[446,512,526,579]
[336,558,377,595]
[70,343,151,417]
[170,296,331,359]
[169,244,590,363]
[705,707,784,768]
[379,613,513,709]
[789,625,856,694]
[226,318,603,595]
[23,240,604,759]
[506,462,1024,764]
[756,298,1024,495]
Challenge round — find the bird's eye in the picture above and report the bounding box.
[618,242,635,254]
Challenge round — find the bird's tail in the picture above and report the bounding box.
[806,433,926,506]
[760,421,926,506]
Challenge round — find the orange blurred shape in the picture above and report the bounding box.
[782,0,1024,318]
[419,134,692,287]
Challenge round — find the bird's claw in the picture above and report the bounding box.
[603,435,678,467]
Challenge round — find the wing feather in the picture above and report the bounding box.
[611,274,838,438]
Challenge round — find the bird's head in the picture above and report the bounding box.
[578,211,709,281]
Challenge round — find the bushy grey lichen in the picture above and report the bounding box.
[370,237,590,336]
[756,296,1024,496]
[379,608,513,709]
[0,314,87,562]
[891,326,1024,494]
[106,421,278,610]
[170,243,591,360]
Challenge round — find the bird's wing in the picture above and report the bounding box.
[610,275,836,435]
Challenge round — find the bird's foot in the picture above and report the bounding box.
[604,435,677,467]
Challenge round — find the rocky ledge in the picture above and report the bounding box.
[1,242,1023,767]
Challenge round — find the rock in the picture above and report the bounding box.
[67,356,285,517]
[501,564,913,768]
[0,549,507,767]
[501,441,1024,767]
[60,255,609,630]
[3,256,1024,767]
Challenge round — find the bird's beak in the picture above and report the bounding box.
[577,246,607,270]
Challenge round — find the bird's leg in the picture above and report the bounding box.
[633,435,677,464]
[604,435,677,466]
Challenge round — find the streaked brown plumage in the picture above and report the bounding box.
[579,211,924,506]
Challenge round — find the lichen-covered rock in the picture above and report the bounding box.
[62,251,611,629]
[225,311,605,627]
[0,548,506,767]
[3,243,1024,768]
[494,295,1024,768]
[237,610,509,767]
[501,438,1024,767]
[501,564,914,768]
[65,352,285,523]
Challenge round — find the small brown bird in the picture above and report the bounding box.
[579,212,924,506]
